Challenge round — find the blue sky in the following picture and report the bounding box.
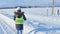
[0,0,60,7]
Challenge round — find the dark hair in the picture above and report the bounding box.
[14,12,24,16]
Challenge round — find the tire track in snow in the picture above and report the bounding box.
[0,14,17,34]
[0,20,7,34]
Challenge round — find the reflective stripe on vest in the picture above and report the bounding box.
[15,16,23,24]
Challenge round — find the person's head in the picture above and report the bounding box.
[16,6,21,12]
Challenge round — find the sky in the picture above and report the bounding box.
[0,0,60,7]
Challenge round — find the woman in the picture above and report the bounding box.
[14,7,26,34]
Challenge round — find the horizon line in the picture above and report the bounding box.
[0,6,60,9]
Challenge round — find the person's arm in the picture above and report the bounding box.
[23,14,26,20]
[14,16,16,20]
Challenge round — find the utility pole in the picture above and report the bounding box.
[52,0,54,15]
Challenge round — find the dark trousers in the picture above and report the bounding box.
[16,24,23,30]
[16,24,23,34]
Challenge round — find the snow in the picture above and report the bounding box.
[0,14,17,34]
[0,7,60,34]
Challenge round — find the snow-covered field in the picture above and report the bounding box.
[0,7,60,34]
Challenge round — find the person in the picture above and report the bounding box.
[14,7,26,34]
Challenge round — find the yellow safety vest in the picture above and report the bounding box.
[15,16,23,24]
